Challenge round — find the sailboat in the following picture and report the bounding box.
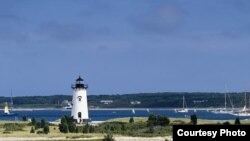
[230,86,250,116]
[211,84,234,114]
[132,109,135,114]
[2,90,17,116]
[175,96,188,113]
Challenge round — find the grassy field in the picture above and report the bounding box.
[107,117,250,125]
[0,120,103,140]
[1,117,250,140]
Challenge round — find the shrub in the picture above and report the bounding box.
[31,117,36,126]
[235,118,241,125]
[36,131,43,134]
[190,114,197,125]
[147,114,170,126]
[35,122,41,129]
[68,123,76,133]
[103,133,115,141]
[89,125,95,133]
[30,127,35,133]
[3,123,24,131]
[59,123,68,133]
[82,124,89,133]
[41,118,46,128]
[43,125,50,134]
[22,115,28,121]
[75,127,79,133]
[129,117,134,123]
[223,121,230,125]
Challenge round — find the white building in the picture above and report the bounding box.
[71,76,89,123]
[100,100,113,105]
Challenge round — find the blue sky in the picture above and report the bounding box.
[1,0,250,96]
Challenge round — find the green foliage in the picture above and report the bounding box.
[68,123,76,133]
[41,118,46,128]
[147,114,170,126]
[235,118,241,125]
[75,126,79,133]
[59,115,76,133]
[190,114,197,125]
[22,115,28,121]
[30,127,35,133]
[36,131,44,134]
[3,123,25,131]
[35,122,41,129]
[43,125,50,134]
[129,117,134,123]
[223,121,230,125]
[89,125,95,133]
[31,117,36,126]
[59,123,69,133]
[82,124,90,133]
[103,133,115,141]
[148,123,154,133]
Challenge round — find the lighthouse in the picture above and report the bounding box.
[71,76,89,123]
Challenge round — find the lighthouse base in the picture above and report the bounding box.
[74,118,91,124]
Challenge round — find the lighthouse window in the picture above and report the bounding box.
[77,96,82,101]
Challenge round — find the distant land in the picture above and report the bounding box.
[0,92,249,108]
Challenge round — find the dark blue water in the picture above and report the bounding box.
[0,109,249,121]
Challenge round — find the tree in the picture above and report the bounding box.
[41,118,46,128]
[59,123,68,133]
[35,122,41,130]
[30,127,35,133]
[82,124,89,133]
[190,114,197,125]
[68,123,76,133]
[235,118,241,125]
[22,115,28,121]
[31,117,36,126]
[89,125,95,133]
[149,123,154,133]
[129,117,134,123]
[43,125,50,134]
[75,127,79,133]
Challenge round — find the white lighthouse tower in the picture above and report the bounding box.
[71,76,89,123]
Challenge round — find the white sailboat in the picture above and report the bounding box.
[175,96,188,113]
[211,84,234,114]
[2,90,17,116]
[230,86,250,116]
[132,109,135,114]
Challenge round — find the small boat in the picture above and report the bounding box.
[146,108,150,112]
[132,109,135,114]
[175,96,188,113]
[2,90,17,116]
[62,101,72,109]
[2,102,17,116]
[230,84,250,116]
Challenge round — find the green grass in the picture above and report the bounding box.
[1,116,250,140]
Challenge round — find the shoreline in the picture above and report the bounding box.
[1,107,243,111]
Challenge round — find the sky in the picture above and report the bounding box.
[1,0,250,96]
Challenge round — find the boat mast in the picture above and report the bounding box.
[244,83,247,111]
[183,95,185,109]
[224,84,227,110]
[10,89,13,111]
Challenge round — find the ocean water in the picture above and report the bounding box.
[0,109,249,121]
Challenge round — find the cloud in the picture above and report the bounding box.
[128,4,183,35]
